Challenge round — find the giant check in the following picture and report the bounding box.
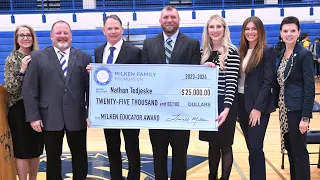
[88,64,219,131]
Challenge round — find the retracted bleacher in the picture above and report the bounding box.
[0,23,319,85]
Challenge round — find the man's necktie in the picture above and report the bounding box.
[165,38,173,64]
[107,46,116,64]
[58,51,67,77]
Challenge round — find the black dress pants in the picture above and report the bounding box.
[149,129,190,180]
[43,129,88,180]
[104,129,140,180]
[285,111,310,180]
[238,94,270,180]
[314,60,320,76]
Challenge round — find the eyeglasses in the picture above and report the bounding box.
[17,33,33,39]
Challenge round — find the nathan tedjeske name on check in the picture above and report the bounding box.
[95,88,211,107]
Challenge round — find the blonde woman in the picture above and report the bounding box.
[199,14,240,180]
[4,24,43,180]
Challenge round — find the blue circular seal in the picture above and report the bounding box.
[93,66,112,85]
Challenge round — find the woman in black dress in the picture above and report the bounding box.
[199,14,240,180]
[4,24,44,180]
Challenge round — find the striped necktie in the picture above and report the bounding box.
[165,38,173,64]
[58,51,67,77]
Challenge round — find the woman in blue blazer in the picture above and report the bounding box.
[237,16,276,180]
[275,16,315,180]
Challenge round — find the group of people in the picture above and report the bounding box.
[4,5,315,180]
[307,36,320,78]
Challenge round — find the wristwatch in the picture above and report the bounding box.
[301,117,310,122]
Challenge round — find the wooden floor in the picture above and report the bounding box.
[36,79,320,180]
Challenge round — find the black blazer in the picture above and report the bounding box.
[141,32,200,64]
[243,45,276,114]
[22,47,92,131]
[94,40,141,64]
[275,42,315,118]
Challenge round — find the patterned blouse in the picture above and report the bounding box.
[4,50,26,107]
[277,56,290,153]
[206,46,240,108]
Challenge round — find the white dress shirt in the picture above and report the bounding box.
[53,46,70,66]
[102,39,124,64]
[238,49,253,94]
[163,30,179,49]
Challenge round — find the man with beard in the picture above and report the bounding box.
[22,20,91,180]
[141,5,201,180]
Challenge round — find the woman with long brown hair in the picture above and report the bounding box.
[237,16,276,180]
[4,24,43,180]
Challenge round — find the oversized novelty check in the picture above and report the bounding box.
[88,64,218,131]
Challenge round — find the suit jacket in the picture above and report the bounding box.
[275,42,315,118]
[243,46,276,114]
[94,41,141,64]
[22,46,92,131]
[141,32,200,64]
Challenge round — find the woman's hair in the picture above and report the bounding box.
[300,32,308,40]
[201,14,232,70]
[238,16,266,74]
[280,16,300,31]
[13,24,39,51]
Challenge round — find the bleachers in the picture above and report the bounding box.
[0,0,316,12]
[0,22,320,85]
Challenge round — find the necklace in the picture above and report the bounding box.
[282,52,294,82]
[211,51,220,64]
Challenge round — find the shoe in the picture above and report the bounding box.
[208,173,217,180]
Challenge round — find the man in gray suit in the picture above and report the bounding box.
[141,5,201,180]
[22,20,91,180]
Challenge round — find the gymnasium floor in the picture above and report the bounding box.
[35,80,320,180]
